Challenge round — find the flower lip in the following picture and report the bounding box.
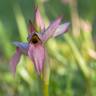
[29,33,41,44]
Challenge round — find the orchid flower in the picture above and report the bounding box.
[10,7,70,75]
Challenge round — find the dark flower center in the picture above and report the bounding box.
[30,34,40,44]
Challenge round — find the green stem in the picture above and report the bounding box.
[38,74,49,96]
[43,81,49,96]
[38,76,42,96]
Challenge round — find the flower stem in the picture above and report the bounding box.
[38,75,49,96]
[43,81,49,96]
[38,75,43,96]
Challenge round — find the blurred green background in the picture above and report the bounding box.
[0,0,96,96]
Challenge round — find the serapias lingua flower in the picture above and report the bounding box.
[10,7,70,75]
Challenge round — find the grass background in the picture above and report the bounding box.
[0,0,96,96]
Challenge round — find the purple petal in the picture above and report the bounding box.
[52,22,70,37]
[28,43,45,75]
[35,7,45,31]
[28,20,35,34]
[10,47,21,75]
[13,41,28,55]
[42,16,62,42]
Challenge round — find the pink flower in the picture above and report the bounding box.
[10,7,70,75]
